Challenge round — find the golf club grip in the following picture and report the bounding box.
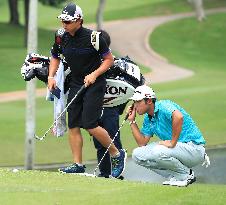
[124,103,134,120]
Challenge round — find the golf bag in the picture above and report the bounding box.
[21,53,145,107]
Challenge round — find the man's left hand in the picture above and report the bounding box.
[159,140,175,148]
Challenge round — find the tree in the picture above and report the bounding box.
[8,0,20,25]
[188,0,205,21]
[96,0,106,30]
[39,0,66,6]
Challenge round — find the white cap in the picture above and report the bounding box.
[57,3,83,21]
[130,85,156,101]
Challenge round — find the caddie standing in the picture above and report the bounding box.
[48,2,127,178]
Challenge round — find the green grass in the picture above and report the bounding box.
[0,169,226,205]
[150,13,226,146]
[0,98,141,166]
[1,1,226,165]
[0,0,225,27]
[0,2,226,203]
[0,23,53,92]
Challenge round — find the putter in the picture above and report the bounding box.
[34,85,86,141]
[93,103,134,176]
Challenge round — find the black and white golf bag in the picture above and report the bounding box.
[21,53,145,107]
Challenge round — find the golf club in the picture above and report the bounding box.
[93,103,134,176]
[34,85,86,141]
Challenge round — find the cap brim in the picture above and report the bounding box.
[130,93,144,101]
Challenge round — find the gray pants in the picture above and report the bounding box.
[132,141,205,180]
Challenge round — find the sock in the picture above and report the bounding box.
[76,163,83,167]
[111,152,120,158]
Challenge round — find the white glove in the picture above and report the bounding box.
[202,153,210,168]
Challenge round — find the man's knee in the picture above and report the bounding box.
[132,146,160,169]
[86,126,99,136]
[151,144,171,158]
[132,145,170,163]
[132,147,147,164]
[69,127,81,136]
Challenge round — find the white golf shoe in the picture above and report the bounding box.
[162,170,196,187]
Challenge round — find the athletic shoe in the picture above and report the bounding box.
[111,149,127,178]
[58,163,86,174]
[98,174,124,180]
[162,169,196,187]
[98,173,110,178]
[117,175,124,180]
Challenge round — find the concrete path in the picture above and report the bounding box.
[103,8,226,84]
[104,13,195,84]
[0,88,46,103]
[1,8,226,103]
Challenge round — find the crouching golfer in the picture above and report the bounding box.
[48,2,126,178]
[127,85,210,187]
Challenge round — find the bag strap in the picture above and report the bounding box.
[91,31,101,51]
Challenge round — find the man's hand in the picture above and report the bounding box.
[159,140,175,148]
[84,72,97,87]
[48,57,60,90]
[48,78,56,90]
[126,104,136,122]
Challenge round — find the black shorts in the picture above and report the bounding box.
[67,79,106,129]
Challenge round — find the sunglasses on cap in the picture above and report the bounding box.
[61,20,73,24]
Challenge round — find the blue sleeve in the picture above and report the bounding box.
[160,101,177,120]
[140,114,153,137]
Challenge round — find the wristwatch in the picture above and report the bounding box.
[129,120,136,125]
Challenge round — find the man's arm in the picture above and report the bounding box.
[130,122,151,146]
[47,57,60,90]
[84,52,113,87]
[171,110,183,146]
[127,105,151,146]
[93,52,113,78]
[159,110,183,148]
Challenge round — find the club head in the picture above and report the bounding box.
[34,134,44,141]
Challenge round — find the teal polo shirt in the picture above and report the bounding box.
[141,100,206,145]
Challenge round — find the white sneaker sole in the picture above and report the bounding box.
[163,177,196,187]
